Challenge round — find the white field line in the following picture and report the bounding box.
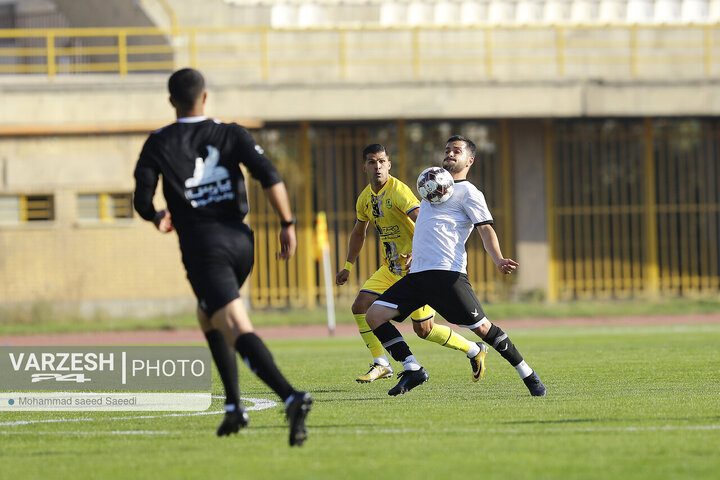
[351,424,720,435]
[1,423,718,437]
[0,430,173,435]
[0,395,277,427]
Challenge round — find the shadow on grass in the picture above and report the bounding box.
[500,418,603,426]
[500,415,720,426]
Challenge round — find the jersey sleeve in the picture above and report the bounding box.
[232,124,282,188]
[356,189,370,222]
[394,180,421,215]
[133,135,162,222]
[464,187,494,226]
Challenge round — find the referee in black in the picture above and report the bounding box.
[133,67,312,447]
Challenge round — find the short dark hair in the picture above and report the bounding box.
[362,144,388,160]
[168,68,205,111]
[447,135,477,157]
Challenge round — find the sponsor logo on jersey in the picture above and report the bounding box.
[184,145,235,208]
[370,192,386,218]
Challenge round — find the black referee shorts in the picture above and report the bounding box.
[374,270,488,329]
[177,221,254,317]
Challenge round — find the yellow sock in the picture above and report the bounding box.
[354,313,385,359]
[424,324,471,353]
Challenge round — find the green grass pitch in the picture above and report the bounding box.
[2,322,719,480]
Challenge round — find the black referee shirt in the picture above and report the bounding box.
[133,117,282,231]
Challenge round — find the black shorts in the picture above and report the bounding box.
[374,270,488,329]
[177,221,254,317]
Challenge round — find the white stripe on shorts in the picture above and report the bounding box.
[373,299,400,310]
[458,316,491,330]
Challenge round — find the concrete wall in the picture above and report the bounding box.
[2,77,719,129]
[0,132,194,316]
[509,119,550,297]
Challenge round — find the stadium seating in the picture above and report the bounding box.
[407,1,434,25]
[516,0,544,24]
[655,0,681,22]
[681,0,709,21]
[217,0,720,26]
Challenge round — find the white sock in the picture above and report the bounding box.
[466,343,481,358]
[225,403,237,412]
[374,356,391,367]
[515,360,533,379]
[402,355,421,371]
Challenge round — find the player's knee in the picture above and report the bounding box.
[351,293,375,314]
[197,315,213,332]
[351,298,366,315]
[365,306,380,328]
[366,304,392,329]
[413,321,431,339]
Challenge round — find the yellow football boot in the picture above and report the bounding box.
[356,363,394,383]
[470,342,488,382]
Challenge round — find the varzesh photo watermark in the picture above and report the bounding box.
[0,346,212,411]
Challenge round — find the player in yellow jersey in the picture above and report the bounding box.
[336,144,488,383]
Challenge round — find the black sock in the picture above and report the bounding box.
[204,329,240,408]
[235,332,294,401]
[372,322,413,362]
[483,324,524,367]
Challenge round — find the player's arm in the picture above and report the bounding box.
[336,219,369,286]
[264,181,296,260]
[233,125,296,259]
[407,206,420,222]
[133,146,174,233]
[477,224,519,275]
[401,206,421,268]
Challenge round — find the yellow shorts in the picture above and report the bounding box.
[361,265,434,322]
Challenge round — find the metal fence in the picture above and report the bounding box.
[547,118,720,300]
[2,24,720,80]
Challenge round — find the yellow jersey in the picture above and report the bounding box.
[356,176,420,276]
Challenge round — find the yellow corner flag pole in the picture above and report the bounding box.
[315,211,335,335]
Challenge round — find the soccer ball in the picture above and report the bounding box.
[417,167,454,204]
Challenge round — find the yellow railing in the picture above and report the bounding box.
[1,24,719,80]
[545,118,720,300]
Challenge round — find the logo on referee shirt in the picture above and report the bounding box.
[184,145,235,208]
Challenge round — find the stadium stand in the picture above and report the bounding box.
[210,0,720,25]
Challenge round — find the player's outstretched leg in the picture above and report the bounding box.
[371,322,428,396]
[480,322,546,396]
[285,391,313,447]
[415,318,489,382]
[235,332,316,442]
